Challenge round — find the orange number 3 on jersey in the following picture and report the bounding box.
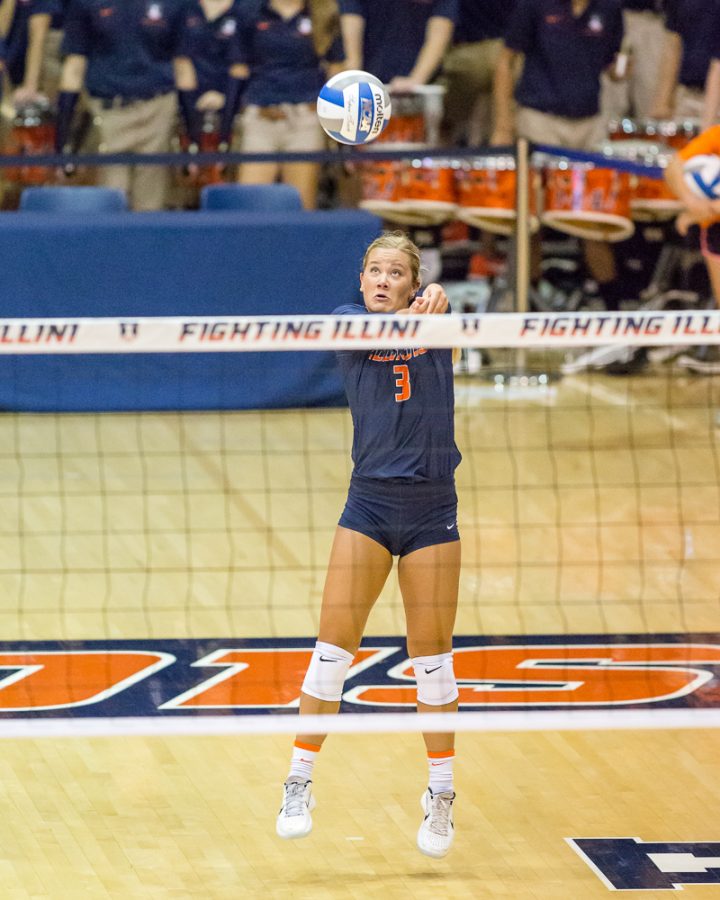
[393,364,411,402]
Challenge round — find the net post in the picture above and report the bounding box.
[514,136,531,372]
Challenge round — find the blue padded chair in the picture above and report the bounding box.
[200,183,303,211]
[19,186,128,213]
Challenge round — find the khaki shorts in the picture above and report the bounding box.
[600,9,665,121]
[441,39,501,120]
[88,91,177,211]
[674,85,705,121]
[240,102,326,153]
[516,105,604,151]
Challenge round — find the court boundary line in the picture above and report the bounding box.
[0,709,718,739]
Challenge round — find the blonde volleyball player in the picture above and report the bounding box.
[276,233,462,859]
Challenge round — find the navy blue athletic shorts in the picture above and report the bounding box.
[701,223,720,258]
[338,474,460,557]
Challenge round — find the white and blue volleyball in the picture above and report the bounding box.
[317,70,391,146]
[683,154,720,200]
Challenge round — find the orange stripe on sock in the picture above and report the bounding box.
[428,750,455,759]
[294,740,322,753]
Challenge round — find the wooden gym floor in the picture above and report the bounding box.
[0,362,719,898]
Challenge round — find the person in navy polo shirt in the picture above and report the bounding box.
[494,0,624,135]
[174,0,242,151]
[493,0,626,311]
[225,0,343,210]
[440,0,516,146]
[339,0,458,90]
[55,0,187,211]
[275,232,461,860]
[650,0,719,122]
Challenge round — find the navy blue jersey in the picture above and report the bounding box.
[622,0,662,9]
[229,0,343,106]
[455,0,516,43]
[178,0,240,93]
[666,0,718,88]
[6,0,61,86]
[62,0,187,99]
[338,0,459,83]
[333,304,461,482]
[505,0,623,118]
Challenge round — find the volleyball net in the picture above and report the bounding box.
[1,309,720,736]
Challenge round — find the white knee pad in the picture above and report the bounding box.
[301,641,354,702]
[412,652,459,706]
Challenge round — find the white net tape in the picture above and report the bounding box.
[1,310,719,354]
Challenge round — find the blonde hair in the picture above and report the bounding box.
[362,231,422,289]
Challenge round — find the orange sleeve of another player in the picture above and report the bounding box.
[678,125,720,162]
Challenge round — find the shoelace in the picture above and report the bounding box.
[427,793,453,835]
[283,780,309,817]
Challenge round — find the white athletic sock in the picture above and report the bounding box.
[428,750,455,794]
[288,740,321,782]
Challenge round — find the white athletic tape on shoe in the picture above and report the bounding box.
[301,641,354,702]
[413,652,459,706]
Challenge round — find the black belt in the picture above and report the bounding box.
[95,90,171,110]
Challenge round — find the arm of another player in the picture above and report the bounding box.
[665,150,720,233]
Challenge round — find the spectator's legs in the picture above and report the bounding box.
[440,38,501,146]
[238,104,281,188]
[281,104,325,209]
[128,93,177,212]
[89,93,176,211]
[239,103,323,208]
[280,162,318,210]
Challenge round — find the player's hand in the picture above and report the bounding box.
[411,283,448,315]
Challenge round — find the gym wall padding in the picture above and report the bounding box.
[0,209,382,412]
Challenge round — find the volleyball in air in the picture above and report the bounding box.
[317,70,391,146]
[682,154,720,200]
